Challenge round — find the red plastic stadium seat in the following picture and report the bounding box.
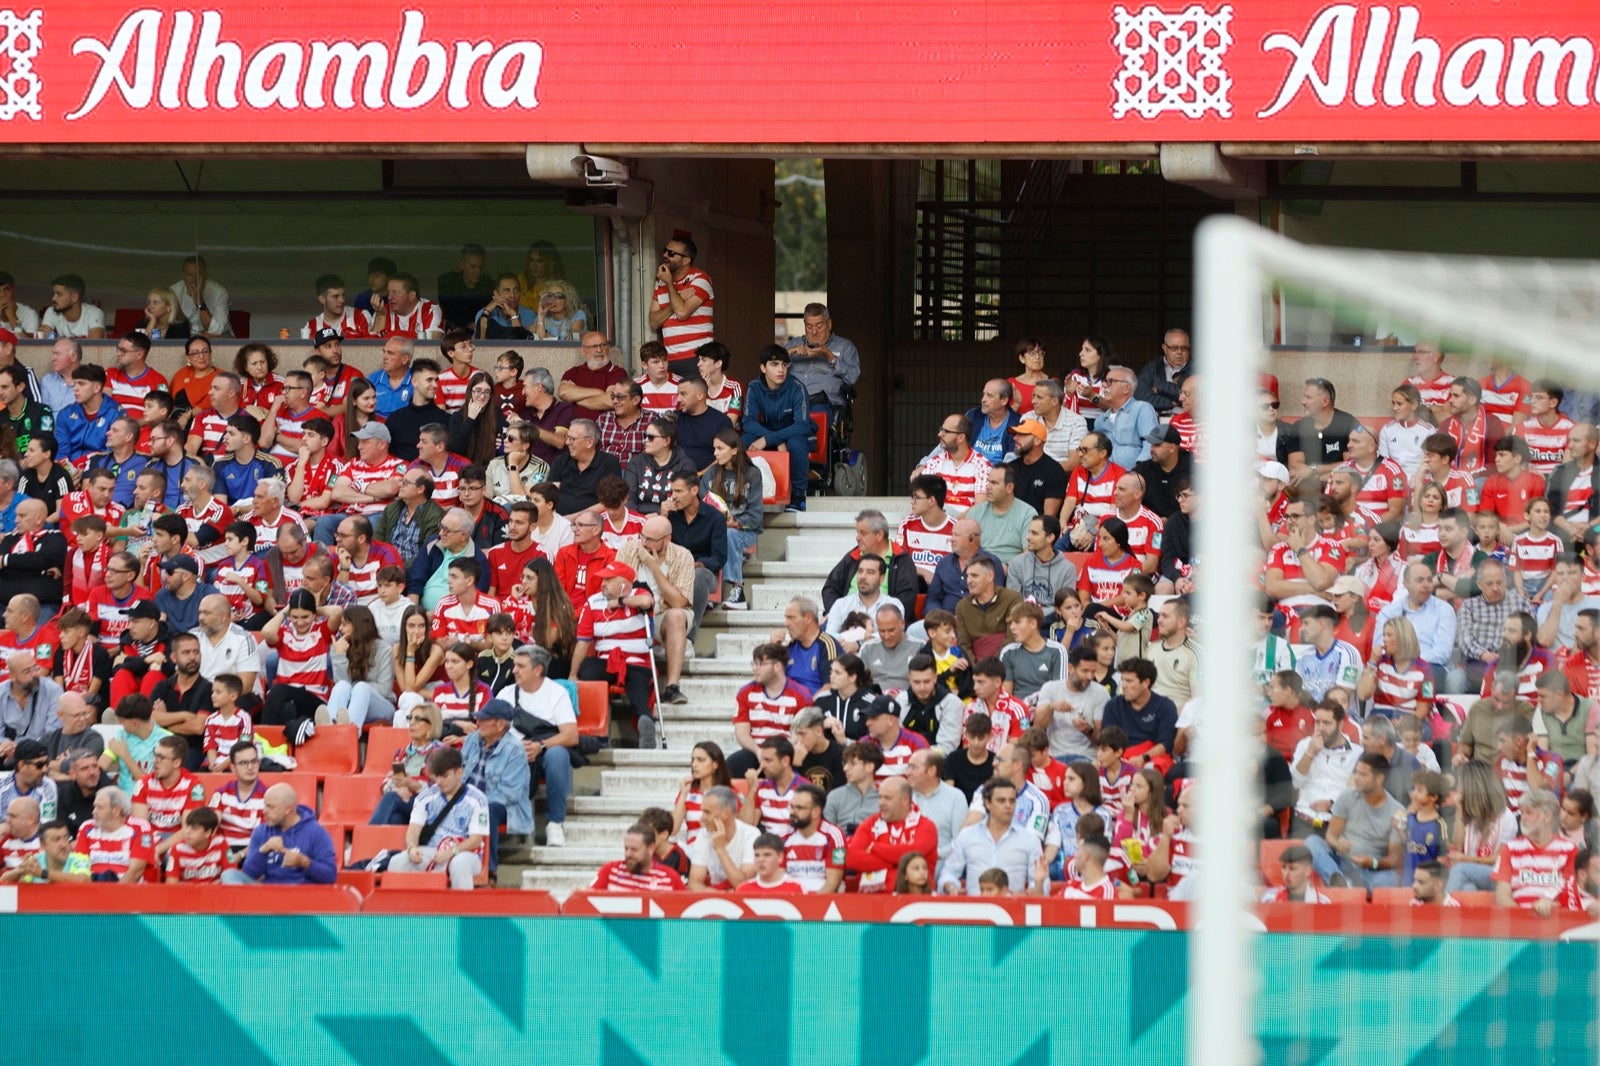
[111,308,145,336]
[1257,838,1298,886]
[1453,890,1498,908]
[378,871,448,890]
[254,725,287,749]
[296,724,359,774]
[808,411,828,464]
[1324,887,1368,905]
[320,775,383,825]
[350,825,409,865]
[1061,552,1093,577]
[337,869,377,897]
[752,450,790,506]
[1370,887,1414,906]
[194,772,230,800]
[362,728,410,775]
[258,772,317,808]
[576,680,610,738]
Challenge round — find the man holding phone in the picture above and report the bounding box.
[785,302,860,417]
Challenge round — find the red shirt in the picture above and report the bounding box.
[736,876,807,895]
[166,836,230,884]
[73,818,155,877]
[963,693,1028,755]
[132,770,207,836]
[106,365,169,414]
[591,860,686,892]
[240,375,285,411]
[1028,759,1069,809]
[486,540,542,600]
[845,809,939,893]
[1480,372,1532,424]
[84,585,153,649]
[600,510,646,551]
[1492,834,1579,907]
[1078,550,1141,605]
[1479,469,1546,525]
[286,452,342,516]
[554,542,617,603]
[59,491,125,549]
[1263,705,1313,762]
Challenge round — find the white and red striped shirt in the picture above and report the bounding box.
[202,710,253,764]
[922,448,992,517]
[1398,523,1441,560]
[338,457,407,514]
[1480,373,1533,424]
[284,454,341,518]
[600,510,647,551]
[84,586,152,649]
[269,405,322,463]
[187,407,240,455]
[343,542,402,604]
[653,268,715,358]
[1370,657,1433,718]
[166,836,229,883]
[636,374,681,413]
[410,454,471,510]
[1431,470,1479,511]
[1498,751,1564,813]
[177,494,234,565]
[1492,834,1578,907]
[1406,373,1455,410]
[73,819,154,877]
[209,780,267,850]
[1059,875,1120,900]
[301,308,371,340]
[1347,458,1408,515]
[437,366,474,413]
[1065,461,1125,522]
[1509,531,1562,587]
[591,860,686,892]
[1115,506,1164,559]
[733,680,812,744]
[250,507,305,556]
[1258,884,1332,904]
[59,491,125,548]
[1164,828,1199,891]
[311,365,366,411]
[706,378,743,418]
[1078,550,1141,605]
[379,300,444,339]
[1519,415,1574,477]
[431,593,504,643]
[274,618,333,700]
[0,833,41,871]
[898,515,954,575]
[873,728,930,779]
[240,374,285,410]
[431,679,493,722]
[67,541,109,604]
[676,784,707,842]
[963,693,1028,755]
[213,554,270,622]
[1264,535,1345,590]
[1169,411,1201,455]
[105,365,169,414]
[1410,894,1462,908]
[752,775,805,837]
[576,590,654,669]
[781,822,846,892]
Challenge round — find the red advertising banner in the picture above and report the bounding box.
[563,891,1600,939]
[6,2,1600,144]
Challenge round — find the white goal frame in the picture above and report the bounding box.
[1192,216,1600,1066]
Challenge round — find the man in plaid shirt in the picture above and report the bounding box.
[1452,558,1532,694]
[596,380,650,466]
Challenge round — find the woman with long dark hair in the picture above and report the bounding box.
[328,603,395,726]
[625,416,696,514]
[259,589,336,744]
[448,370,505,466]
[486,423,549,506]
[234,342,284,410]
[394,604,445,700]
[331,377,381,460]
[1065,336,1113,417]
[506,556,577,679]
[700,427,764,609]
[816,654,877,742]
[673,741,734,841]
[431,641,493,735]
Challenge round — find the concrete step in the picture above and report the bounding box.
[697,609,787,630]
[751,583,825,611]
[521,868,600,900]
[684,656,763,677]
[745,559,835,580]
[780,537,855,563]
[589,747,692,768]
[526,844,614,866]
[714,630,774,661]
[554,817,641,847]
[569,795,668,816]
[667,698,738,722]
[600,768,689,798]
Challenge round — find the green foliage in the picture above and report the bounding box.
[775,159,827,292]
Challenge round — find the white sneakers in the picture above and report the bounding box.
[544,822,566,847]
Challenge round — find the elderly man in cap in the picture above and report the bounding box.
[1007,417,1068,518]
[153,554,218,634]
[323,421,406,541]
[570,561,661,748]
[461,698,531,876]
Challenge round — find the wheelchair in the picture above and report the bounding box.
[806,382,864,497]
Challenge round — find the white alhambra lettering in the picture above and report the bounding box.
[1260,4,1599,118]
[65,8,542,120]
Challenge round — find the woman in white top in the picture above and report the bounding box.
[527,482,573,559]
[485,423,550,508]
[1446,761,1518,893]
[1379,382,1433,479]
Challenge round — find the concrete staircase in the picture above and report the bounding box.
[519,498,902,897]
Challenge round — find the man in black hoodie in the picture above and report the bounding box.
[821,509,918,619]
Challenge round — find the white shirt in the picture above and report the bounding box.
[9,304,40,336]
[40,304,105,339]
[531,514,574,560]
[1039,408,1089,464]
[496,680,577,737]
[690,818,761,886]
[171,279,234,337]
[193,625,263,691]
[1288,735,1361,822]
[825,592,903,637]
[370,596,411,648]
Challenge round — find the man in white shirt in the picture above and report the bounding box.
[38,274,106,339]
[1288,702,1361,838]
[823,554,903,653]
[171,256,233,338]
[0,272,40,337]
[688,785,760,890]
[495,644,579,847]
[192,594,262,696]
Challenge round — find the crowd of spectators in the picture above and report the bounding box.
[3,259,1598,917]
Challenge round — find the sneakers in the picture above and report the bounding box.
[661,683,688,705]
[313,705,331,726]
[784,503,806,513]
[723,583,747,610]
[334,707,351,726]
[637,715,659,749]
[544,822,566,847]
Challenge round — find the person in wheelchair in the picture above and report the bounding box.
[785,303,861,497]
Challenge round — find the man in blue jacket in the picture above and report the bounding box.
[742,345,814,512]
[222,783,336,885]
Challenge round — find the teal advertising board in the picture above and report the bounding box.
[1,916,1594,1064]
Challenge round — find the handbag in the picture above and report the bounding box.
[417,785,466,848]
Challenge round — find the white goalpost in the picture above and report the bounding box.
[1192,215,1600,1066]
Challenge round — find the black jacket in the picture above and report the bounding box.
[821,546,920,620]
[0,527,67,606]
[1547,460,1600,531]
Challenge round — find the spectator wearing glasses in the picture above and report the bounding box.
[408,508,490,613]
[558,332,629,412]
[374,470,444,569]
[1095,366,1157,470]
[1134,329,1193,416]
[548,419,622,517]
[595,378,649,466]
[911,414,991,519]
[171,256,232,338]
[650,238,714,374]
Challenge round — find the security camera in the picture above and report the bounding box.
[577,154,629,187]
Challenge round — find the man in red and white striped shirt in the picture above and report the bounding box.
[635,346,681,414]
[1518,382,1574,478]
[436,330,476,413]
[591,822,687,892]
[301,274,371,340]
[371,273,444,339]
[729,643,813,777]
[431,557,503,643]
[1493,788,1577,909]
[185,372,246,459]
[739,736,805,837]
[332,515,402,605]
[781,783,846,893]
[131,736,206,843]
[864,699,929,778]
[649,238,714,373]
[1061,432,1124,525]
[208,740,267,855]
[900,477,955,582]
[571,562,660,748]
[106,332,169,414]
[914,415,992,517]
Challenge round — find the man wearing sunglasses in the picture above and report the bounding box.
[649,238,714,376]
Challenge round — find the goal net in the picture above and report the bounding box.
[1192,217,1600,1065]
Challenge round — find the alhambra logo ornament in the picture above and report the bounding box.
[0,8,42,120]
[1111,4,1233,119]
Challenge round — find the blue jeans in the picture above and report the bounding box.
[312,514,344,546]
[724,528,759,584]
[221,869,259,885]
[328,680,395,728]
[487,800,507,874]
[1446,861,1494,893]
[370,790,414,826]
[534,745,573,824]
[1304,833,1400,891]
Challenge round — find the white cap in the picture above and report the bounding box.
[1258,460,1290,483]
